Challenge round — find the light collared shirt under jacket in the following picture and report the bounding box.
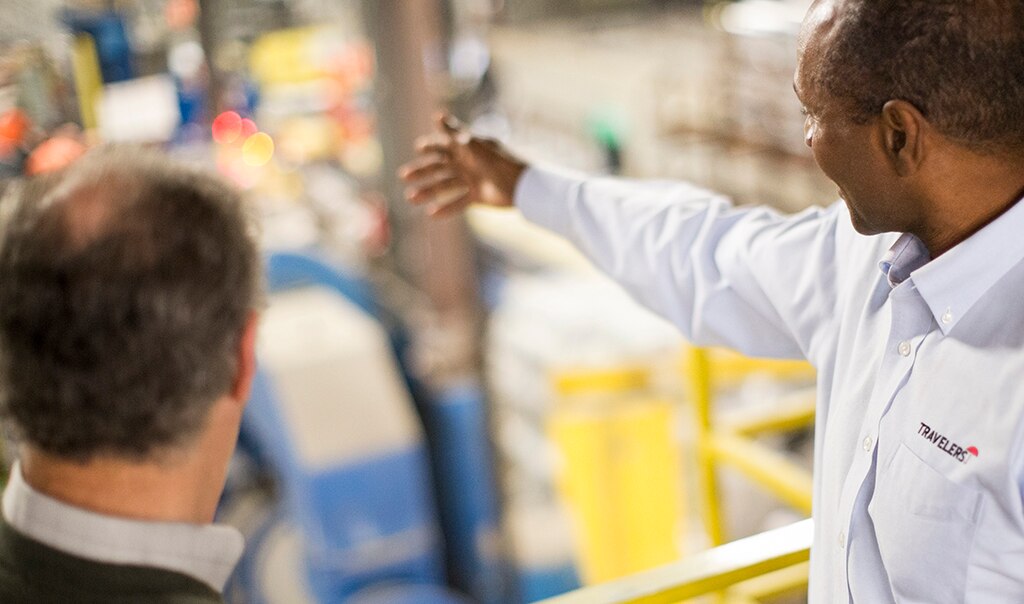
[1,462,244,593]
[516,166,1024,604]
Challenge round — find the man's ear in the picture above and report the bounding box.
[231,312,260,405]
[881,99,927,176]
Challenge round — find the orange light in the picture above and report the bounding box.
[212,111,242,144]
[242,132,274,166]
[0,109,31,145]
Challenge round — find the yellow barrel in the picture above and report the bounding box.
[548,366,683,584]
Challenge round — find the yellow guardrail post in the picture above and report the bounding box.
[683,347,725,547]
[71,34,103,131]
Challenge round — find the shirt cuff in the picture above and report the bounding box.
[514,165,588,236]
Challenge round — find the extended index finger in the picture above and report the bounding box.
[415,131,455,155]
[399,152,451,182]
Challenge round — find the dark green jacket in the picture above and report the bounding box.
[0,516,224,603]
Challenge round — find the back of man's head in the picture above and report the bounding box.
[0,146,261,462]
[818,0,1024,153]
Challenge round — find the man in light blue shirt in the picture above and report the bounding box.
[401,0,1024,602]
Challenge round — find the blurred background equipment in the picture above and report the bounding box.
[234,254,454,603]
[1,1,822,602]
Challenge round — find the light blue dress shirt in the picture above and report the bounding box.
[515,165,1024,603]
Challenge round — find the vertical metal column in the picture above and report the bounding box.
[363,7,510,604]
[363,0,483,384]
[196,0,222,114]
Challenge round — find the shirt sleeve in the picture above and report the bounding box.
[515,165,842,361]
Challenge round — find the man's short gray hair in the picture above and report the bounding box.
[0,145,262,461]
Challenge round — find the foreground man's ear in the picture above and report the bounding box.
[232,312,260,405]
[881,99,927,177]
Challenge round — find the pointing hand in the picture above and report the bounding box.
[399,113,527,217]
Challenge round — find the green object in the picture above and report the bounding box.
[588,109,627,173]
[588,109,626,149]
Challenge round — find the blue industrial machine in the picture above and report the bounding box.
[418,381,507,603]
[228,250,468,603]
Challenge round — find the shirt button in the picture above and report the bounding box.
[941,310,953,324]
[838,530,846,549]
[862,436,873,451]
[898,340,912,356]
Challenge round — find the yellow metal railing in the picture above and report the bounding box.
[543,348,816,604]
[679,346,816,604]
[537,519,813,604]
[683,347,816,547]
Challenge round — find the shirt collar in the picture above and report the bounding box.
[878,197,1024,335]
[878,232,930,289]
[1,462,244,592]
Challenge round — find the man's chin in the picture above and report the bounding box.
[844,201,882,236]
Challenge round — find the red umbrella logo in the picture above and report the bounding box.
[967,446,979,457]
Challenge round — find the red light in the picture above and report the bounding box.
[240,118,259,139]
[212,111,242,144]
[0,110,30,145]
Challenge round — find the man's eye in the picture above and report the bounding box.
[800,106,810,117]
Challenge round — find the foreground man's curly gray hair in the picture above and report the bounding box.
[0,145,261,461]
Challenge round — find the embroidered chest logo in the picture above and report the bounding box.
[918,422,979,464]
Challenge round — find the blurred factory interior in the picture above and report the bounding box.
[0,0,824,602]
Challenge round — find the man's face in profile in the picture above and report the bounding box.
[795,0,918,236]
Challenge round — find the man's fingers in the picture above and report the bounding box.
[436,113,473,146]
[415,132,453,155]
[404,172,469,205]
[427,194,472,218]
[400,112,478,217]
[398,153,450,182]
[436,113,462,135]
